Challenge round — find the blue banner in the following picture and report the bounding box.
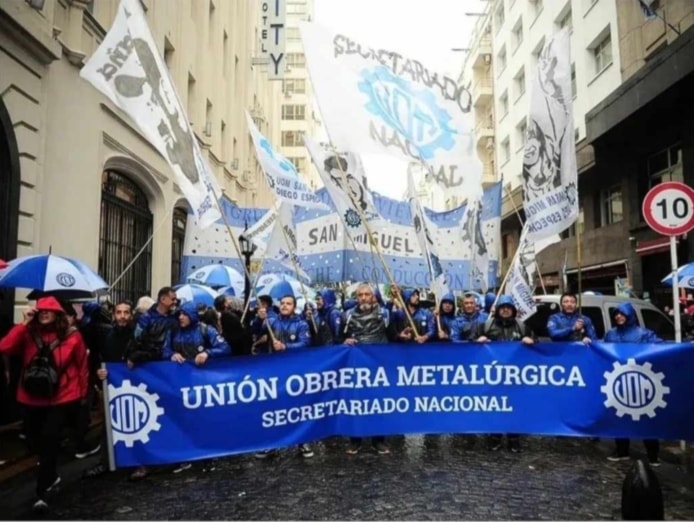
[106,341,694,467]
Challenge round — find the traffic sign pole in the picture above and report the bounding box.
[670,236,681,343]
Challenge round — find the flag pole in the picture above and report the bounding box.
[491,225,527,311]
[240,257,266,325]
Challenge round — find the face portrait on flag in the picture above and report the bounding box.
[323,153,369,212]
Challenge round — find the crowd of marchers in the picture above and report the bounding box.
[0,282,667,512]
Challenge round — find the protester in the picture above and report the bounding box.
[393,289,435,344]
[342,283,392,455]
[546,293,597,343]
[604,303,662,465]
[213,295,251,356]
[434,293,457,341]
[0,297,88,511]
[83,300,135,478]
[250,295,277,354]
[305,289,342,346]
[451,293,488,342]
[475,295,535,453]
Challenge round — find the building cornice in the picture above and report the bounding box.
[0,2,61,65]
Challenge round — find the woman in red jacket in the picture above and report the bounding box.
[0,296,88,511]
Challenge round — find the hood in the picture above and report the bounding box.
[269,281,295,303]
[439,293,455,314]
[178,301,200,327]
[495,295,517,316]
[402,288,419,306]
[484,292,496,313]
[343,298,357,311]
[614,302,637,326]
[318,288,337,308]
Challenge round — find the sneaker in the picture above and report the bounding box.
[75,443,101,459]
[254,450,273,459]
[45,475,61,493]
[508,441,522,453]
[607,451,630,462]
[488,441,503,452]
[299,443,314,458]
[648,458,661,468]
[33,499,48,511]
[373,442,390,455]
[172,462,192,474]
[83,464,107,478]
[346,443,361,455]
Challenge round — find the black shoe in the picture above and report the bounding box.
[45,475,61,493]
[508,440,521,453]
[607,451,630,462]
[648,457,661,467]
[346,442,361,455]
[373,442,390,455]
[254,450,273,459]
[83,464,107,478]
[172,462,192,474]
[299,443,314,458]
[488,441,503,451]
[33,499,48,512]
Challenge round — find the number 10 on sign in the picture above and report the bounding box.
[642,182,694,344]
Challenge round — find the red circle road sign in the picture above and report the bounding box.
[642,182,694,236]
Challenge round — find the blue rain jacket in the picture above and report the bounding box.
[604,302,662,343]
[162,302,231,360]
[268,313,311,350]
[547,310,597,341]
[393,289,435,340]
[451,309,489,342]
[437,293,458,336]
[316,289,343,340]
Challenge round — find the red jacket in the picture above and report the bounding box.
[0,323,89,407]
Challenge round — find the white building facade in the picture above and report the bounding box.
[0,0,281,318]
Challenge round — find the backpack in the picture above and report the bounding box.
[23,328,76,398]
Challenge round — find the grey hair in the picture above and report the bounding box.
[227,296,244,313]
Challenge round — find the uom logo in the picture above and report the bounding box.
[601,359,669,421]
[108,380,164,447]
[358,65,456,160]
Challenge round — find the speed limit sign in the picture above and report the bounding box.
[642,181,694,236]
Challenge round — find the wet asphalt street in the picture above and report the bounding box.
[10,435,694,520]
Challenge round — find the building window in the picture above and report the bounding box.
[281,105,306,120]
[287,2,307,15]
[648,144,683,187]
[495,4,505,33]
[286,27,301,41]
[287,157,306,173]
[502,233,511,259]
[163,37,174,72]
[171,208,187,285]
[497,46,507,73]
[499,91,509,119]
[283,78,306,94]
[286,53,306,67]
[601,186,623,225]
[281,131,303,147]
[501,137,510,164]
[514,68,525,100]
[99,171,153,305]
[558,8,572,31]
[561,207,584,238]
[512,19,523,51]
[571,64,577,98]
[593,33,612,75]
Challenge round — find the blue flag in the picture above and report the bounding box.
[106,341,694,468]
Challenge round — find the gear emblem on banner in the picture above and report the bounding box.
[601,359,669,421]
[108,380,165,447]
[344,209,362,228]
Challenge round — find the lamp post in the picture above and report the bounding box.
[239,222,256,307]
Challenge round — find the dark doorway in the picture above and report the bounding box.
[0,97,21,425]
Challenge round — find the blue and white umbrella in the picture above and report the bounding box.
[217,286,237,297]
[174,284,218,307]
[186,264,245,291]
[0,254,108,293]
[662,262,694,289]
[255,273,317,310]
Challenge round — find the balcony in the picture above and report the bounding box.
[474,120,495,154]
[472,35,493,69]
[472,75,493,107]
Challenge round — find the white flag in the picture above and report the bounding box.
[522,28,578,241]
[242,201,281,257]
[508,227,537,321]
[407,171,449,298]
[246,112,328,210]
[304,136,381,235]
[80,0,221,228]
[461,197,489,292]
[300,22,484,199]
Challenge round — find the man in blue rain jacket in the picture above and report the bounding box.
[393,289,435,344]
[547,292,597,343]
[305,288,342,346]
[163,301,231,364]
[451,293,489,342]
[434,293,457,341]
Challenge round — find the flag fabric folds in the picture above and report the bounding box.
[508,227,537,321]
[80,0,221,228]
[246,112,328,211]
[522,28,578,242]
[300,22,484,199]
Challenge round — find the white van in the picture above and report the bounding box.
[525,295,675,341]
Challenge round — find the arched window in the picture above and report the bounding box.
[171,207,188,285]
[99,171,153,304]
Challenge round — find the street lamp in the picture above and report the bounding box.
[239,222,256,306]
